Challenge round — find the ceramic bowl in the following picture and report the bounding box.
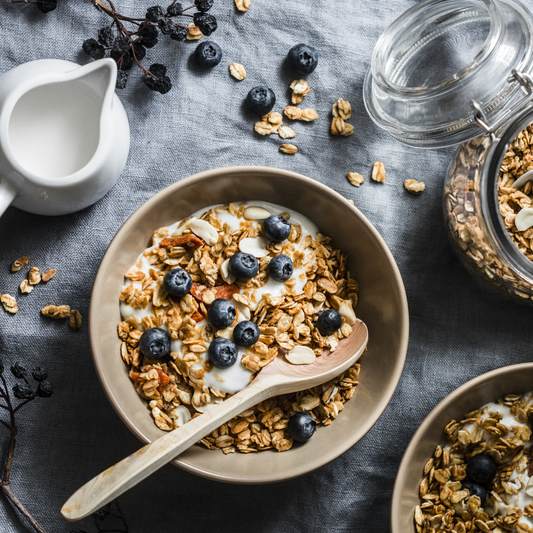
[392,363,533,532]
[90,166,409,484]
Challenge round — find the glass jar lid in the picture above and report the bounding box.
[363,0,533,149]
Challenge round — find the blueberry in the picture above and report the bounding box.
[461,481,487,504]
[246,86,276,115]
[163,268,192,297]
[287,412,316,443]
[262,215,291,242]
[228,252,259,281]
[139,328,171,360]
[194,41,222,68]
[466,454,497,485]
[208,299,236,329]
[317,309,342,335]
[288,43,318,75]
[208,338,238,368]
[233,321,260,347]
[269,255,293,282]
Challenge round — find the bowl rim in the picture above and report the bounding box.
[391,362,533,531]
[90,165,410,483]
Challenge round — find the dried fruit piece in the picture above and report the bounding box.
[404,179,425,194]
[278,125,296,139]
[1,294,18,314]
[11,256,29,272]
[19,280,33,294]
[235,0,251,11]
[300,109,319,122]
[68,309,82,331]
[332,98,351,120]
[41,305,71,319]
[159,234,204,249]
[186,22,203,41]
[229,62,246,80]
[347,172,364,187]
[28,267,41,285]
[280,144,298,154]
[372,162,386,183]
[42,269,57,282]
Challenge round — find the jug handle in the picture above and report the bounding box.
[0,180,17,217]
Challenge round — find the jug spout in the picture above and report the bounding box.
[68,58,117,108]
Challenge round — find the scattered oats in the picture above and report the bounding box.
[28,267,41,285]
[19,280,33,294]
[331,117,353,136]
[347,172,364,187]
[11,256,29,272]
[332,98,352,120]
[186,22,203,40]
[262,111,283,126]
[278,125,296,139]
[404,179,426,194]
[284,106,302,121]
[235,0,250,11]
[229,62,246,80]
[372,162,386,183]
[300,109,319,122]
[1,294,18,314]
[255,121,274,136]
[41,305,71,319]
[291,92,304,105]
[280,144,298,155]
[290,79,309,95]
[42,269,57,282]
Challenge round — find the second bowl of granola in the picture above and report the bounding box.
[90,166,409,483]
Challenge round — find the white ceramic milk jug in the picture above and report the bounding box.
[0,58,130,217]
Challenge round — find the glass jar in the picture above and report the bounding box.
[364,0,533,302]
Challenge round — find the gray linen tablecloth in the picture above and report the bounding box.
[2,1,533,532]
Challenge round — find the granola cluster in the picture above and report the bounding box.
[416,393,533,533]
[117,202,361,453]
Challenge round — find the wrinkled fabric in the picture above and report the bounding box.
[1,1,533,532]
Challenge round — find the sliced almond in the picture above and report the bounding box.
[338,300,356,325]
[243,206,271,220]
[286,345,316,365]
[189,219,219,245]
[215,327,234,339]
[220,258,236,284]
[171,217,197,237]
[239,237,269,257]
[232,298,251,320]
[515,207,533,231]
[169,405,192,426]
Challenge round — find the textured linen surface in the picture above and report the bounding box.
[1,1,532,532]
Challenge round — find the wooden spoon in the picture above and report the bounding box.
[61,319,368,521]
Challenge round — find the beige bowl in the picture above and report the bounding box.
[90,166,409,484]
[392,363,533,532]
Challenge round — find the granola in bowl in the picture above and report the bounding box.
[117,201,361,454]
[415,393,533,533]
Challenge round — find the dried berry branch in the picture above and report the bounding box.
[0,360,53,533]
[69,499,129,533]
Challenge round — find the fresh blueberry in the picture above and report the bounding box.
[288,43,319,75]
[228,252,259,281]
[246,86,276,115]
[287,412,316,443]
[208,298,236,329]
[317,309,342,335]
[461,481,487,504]
[139,328,171,360]
[233,321,260,346]
[262,215,291,242]
[208,338,238,368]
[269,254,293,282]
[466,454,497,485]
[194,41,222,68]
[163,268,192,296]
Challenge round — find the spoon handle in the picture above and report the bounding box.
[61,375,278,522]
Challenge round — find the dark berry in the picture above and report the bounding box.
[113,35,131,54]
[163,268,192,296]
[111,50,134,71]
[37,381,53,398]
[32,367,48,382]
[317,309,342,335]
[262,215,290,241]
[36,0,57,13]
[82,39,105,61]
[269,254,293,282]
[13,383,33,400]
[228,252,259,281]
[288,43,319,75]
[288,412,316,443]
[208,338,238,369]
[92,503,111,521]
[167,2,183,16]
[208,299,236,329]
[139,24,159,48]
[143,67,172,94]
[146,5,164,22]
[462,481,487,504]
[69,530,88,533]
[169,25,188,41]
[11,362,26,379]
[149,63,168,77]
[193,13,217,36]
[158,18,176,35]
[233,321,259,347]
[196,0,214,12]
[116,70,129,89]
[132,42,146,61]
[466,454,497,485]
[246,86,276,115]
[194,41,222,68]
[139,328,171,359]
[98,27,115,47]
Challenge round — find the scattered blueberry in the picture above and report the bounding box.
[193,12,218,36]
[269,255,293,282]
[164,268,192,296]
[229,252,259,281]
[262,215,291,242]
[139,328,171,359]
[246,86,276,115]
[208,338,238,368]
[11,362,27,379]
[195,41,222,68]
[233,321,260,346]
[466,454,497,485]
[208,299,236,329]
[37,381,54,398]
[288,43,319,75]
[167,2,183,16]
[32,367,48,382]
[317,309,342,335]
[13,383,33,400]
[287,412,316,443]
[462,481,487,504]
